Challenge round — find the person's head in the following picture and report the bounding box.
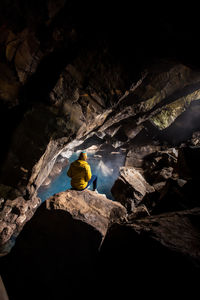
[78,151,87,161]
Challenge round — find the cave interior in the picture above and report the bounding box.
[0,1,200,299]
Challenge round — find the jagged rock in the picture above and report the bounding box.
[150,88,200,129]
[111,166,154,212]
[13,29,44,83]
[49,50,125,136]
[0,196,41,255]
[124,207,200,264]
[127,204,150,221]
[140,148,179,191]
[46,189,127,237]
[0,62,20,107]
[125,144,161,167]
[150,166,174,185]
[40,157,69,187]
[41,177,51,187]
[98,63,200,134]
[144,175,200,215]
[190,131,200,146]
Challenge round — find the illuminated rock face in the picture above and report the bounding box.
[111,166,155,212]
[98,63,200,133]
[0,196,41,255]
[46,189,127,237]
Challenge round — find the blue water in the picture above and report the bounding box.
[37,152,125,202]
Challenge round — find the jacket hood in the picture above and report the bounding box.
[73,159,88,167]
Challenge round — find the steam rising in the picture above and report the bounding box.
[38,147,126,202]
[96,161,113,177]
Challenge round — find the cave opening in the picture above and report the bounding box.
[36,96,200,204]
[37,138,126,202]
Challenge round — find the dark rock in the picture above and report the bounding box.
[96,207,200,297]
[127,204,150,221]
[145,177,200,215]
[0,62,20,108]
[0,204,102,299]
[177,146,200,179]
[125,144,161,167]
[0,275,9,300]
[0,196,41,255]
[111,166,154,212]
[190,131,200,146]
[0,188,126,299]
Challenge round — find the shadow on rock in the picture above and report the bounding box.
[0,203,102,300]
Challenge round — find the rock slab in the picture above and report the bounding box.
[46,189,127,237]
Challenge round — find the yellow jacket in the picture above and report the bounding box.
[67,159,92,190]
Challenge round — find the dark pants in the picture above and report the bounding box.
[84,175,97,191]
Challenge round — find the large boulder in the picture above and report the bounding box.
[46,189,127,237]
[96,207,200,297]
[0,189,126,256]
[0,189,127,300]
[111,166,154,212]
